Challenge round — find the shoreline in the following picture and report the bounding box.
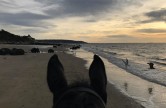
[83,47,166,88]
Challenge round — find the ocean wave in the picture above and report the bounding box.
[134,53,145,57]
[152,61,166,66]
[159,58,166,61]
[103,51,117,55]
[151,56,166,61]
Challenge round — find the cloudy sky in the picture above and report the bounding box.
[0,0,166,43]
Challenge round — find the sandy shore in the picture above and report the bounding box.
[0,45,144,108]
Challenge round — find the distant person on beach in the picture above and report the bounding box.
[122,58,129,69]
[147,62,155,69]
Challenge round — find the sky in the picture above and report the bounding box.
[0,0,166,43]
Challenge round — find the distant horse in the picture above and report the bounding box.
[47,54,107,108]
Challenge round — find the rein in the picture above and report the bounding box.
[55,87,106,107]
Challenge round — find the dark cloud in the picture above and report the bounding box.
[107,35,136,39]
[41,0,116,19]
[22,28,49,34]
[104,34,140,43]
[60,0,116,16]
[140,8,166,23]
[0,12,52,28]
[83,19,98,22]
[42,0,142,18]
[137,28,166,33]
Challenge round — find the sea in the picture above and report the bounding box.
[82,43,166,70]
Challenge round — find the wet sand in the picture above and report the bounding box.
[0,45,144,108]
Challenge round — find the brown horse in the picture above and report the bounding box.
[47,54,107,108]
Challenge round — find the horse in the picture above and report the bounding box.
[47,54,107,108]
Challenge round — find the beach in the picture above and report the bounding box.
[0,45,145,108]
